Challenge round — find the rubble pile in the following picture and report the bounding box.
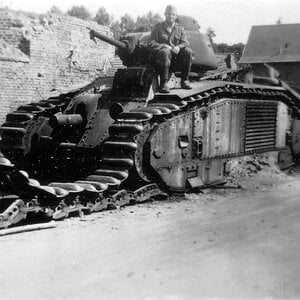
[227,155,291,189]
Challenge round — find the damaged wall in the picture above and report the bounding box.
[0,8,115,124]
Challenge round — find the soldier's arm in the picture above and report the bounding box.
[177,27,190,48]
[147,25,170,52]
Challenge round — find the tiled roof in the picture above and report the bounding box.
[240,23,300,64]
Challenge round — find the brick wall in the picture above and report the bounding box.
[0,8,115,124]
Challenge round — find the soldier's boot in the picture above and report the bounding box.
[181,80,192,89]
[179,47,193,90]
[159,81,170,93]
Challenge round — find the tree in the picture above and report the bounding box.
[94,7,113,26]
[276,17,282,25]
[135,15,149,32]
[67,5,91,20]
[48,5,63,14]
[215,42,228,53]
[150,12,163,28]
[135,11,163,32]
[206,27,216,52]
[206,27,216,44]
[214,42,245,59]
[120,14,135,33]
[229,43,245,59]
[110,21,122,38]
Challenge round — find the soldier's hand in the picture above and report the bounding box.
[172,46,180,54]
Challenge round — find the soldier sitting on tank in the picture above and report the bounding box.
[147,5,194,93]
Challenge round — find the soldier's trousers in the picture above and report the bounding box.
[155,47,194,83]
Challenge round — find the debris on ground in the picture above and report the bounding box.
[226,155,291,189]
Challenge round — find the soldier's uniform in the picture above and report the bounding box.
[148,22,194,86]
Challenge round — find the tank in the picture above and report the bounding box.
[1,16,300,228]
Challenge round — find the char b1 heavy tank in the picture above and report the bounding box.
[1,16,300,228]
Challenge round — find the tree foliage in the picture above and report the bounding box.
[215,42,245,59]
[120,14,136,32]
[205,27,244,58]
[48,5,63,14]
[206,27,216,41]
[135,12,163,32]
[110,11,163,37]
[67,5,91,20]
[94,7,113,26]
[206,27,216,52]
[110,21,122,38]
[61,5,244,53]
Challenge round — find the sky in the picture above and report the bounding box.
[0,0,300,44]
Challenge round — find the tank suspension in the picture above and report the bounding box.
[0,83,299,229]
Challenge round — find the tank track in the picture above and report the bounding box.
[0,93,74,164]
[0,82,299,229]
[0,76,113,166]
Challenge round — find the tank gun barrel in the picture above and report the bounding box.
[90,30,127,49]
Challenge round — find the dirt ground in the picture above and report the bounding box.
[1,164,300,299]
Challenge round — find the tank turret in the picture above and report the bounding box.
[90,15,218,73]
[90,30,150,67]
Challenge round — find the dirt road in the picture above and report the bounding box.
[1,173,300,299]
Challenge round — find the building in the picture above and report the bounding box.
[0,8,116,124]
[239,23,300,93]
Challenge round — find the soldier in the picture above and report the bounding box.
[148,5,194,93]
